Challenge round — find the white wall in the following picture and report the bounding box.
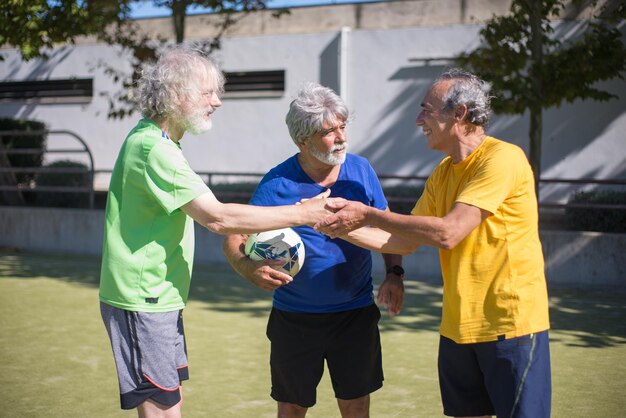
[1,18,624,199]
[2,207,624,287]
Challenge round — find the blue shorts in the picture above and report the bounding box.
[438,331,551,418]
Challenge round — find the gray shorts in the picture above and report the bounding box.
[100,302,189,410]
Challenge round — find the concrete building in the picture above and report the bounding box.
[1,0,624,203]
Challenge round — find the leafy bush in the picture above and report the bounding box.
[383,185,425,214]
[564,190,626,233]
[34,160,91,208]
[0,118,47,184]
[210,182,259,204]
[208,182,425,214]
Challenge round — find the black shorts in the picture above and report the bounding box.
[266,304,383,408]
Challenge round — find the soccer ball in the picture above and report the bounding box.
[244,228,305,277]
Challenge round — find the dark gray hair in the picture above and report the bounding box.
[436,68,492,127]
[285,82,349,146]
[135,44,225,120]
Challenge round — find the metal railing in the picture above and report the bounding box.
[189,172,626,212]
[538,178,626,210]
[191,172,432,206]
[0,129,95,208]
[2,135,624,215]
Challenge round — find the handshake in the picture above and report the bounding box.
[299,189,371,238]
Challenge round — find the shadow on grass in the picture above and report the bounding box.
[2,251,624,347]
[547,286,626,348]
[376,279,443,333]
[0,251,102,286]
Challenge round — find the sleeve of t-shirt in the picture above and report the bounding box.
[145,141,213,214]
[248,173,278,207]
[455,145,522,214]
[366,162,388,211]
[411,175,436,217]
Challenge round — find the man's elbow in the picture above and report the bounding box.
[196,203,230,235]
[435,229,461,250]
[437,240,453,251]
[438,232,466,250]
[204,220,228,235]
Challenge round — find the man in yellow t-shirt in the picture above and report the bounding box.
[316,69,551,418]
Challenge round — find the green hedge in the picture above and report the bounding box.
[34,160,91,208]
[565,190,626,233]
[0,118,47,184]
[383,185,424,214]
[209,182,424,214]
[211,182,259,204]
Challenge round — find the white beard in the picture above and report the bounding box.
[309,143,347,166]
[184,108,213,135]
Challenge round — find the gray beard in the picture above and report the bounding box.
[184,109,213,135]
[309,143,347,166]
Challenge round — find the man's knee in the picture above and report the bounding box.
[337,395,370,418]
[137,393,183,418]
[277,401,308,418]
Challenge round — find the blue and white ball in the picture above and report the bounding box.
[244,228,305,277]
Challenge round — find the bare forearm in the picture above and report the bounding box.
[383,253,403,270]
[222,232,294,290]
[207,203,308,235]
[222,234,252,278]
[320,200,486,250]
[343,227,418,255]
[366,207,452,249]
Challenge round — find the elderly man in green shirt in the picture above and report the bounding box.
[99,44,334,418]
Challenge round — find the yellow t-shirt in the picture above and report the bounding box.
[412,136,549,343]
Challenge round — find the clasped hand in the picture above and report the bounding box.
[299,191,370,237]
[316,200,370,238]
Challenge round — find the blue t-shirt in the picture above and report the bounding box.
[250,153,388,313]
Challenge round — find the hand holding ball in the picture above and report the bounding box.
[244,228,305,277]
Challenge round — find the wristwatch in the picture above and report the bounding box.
[386,265,405,276]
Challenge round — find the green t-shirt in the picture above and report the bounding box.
[99,119,212,312]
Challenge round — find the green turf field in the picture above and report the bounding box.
[1,251,624,417]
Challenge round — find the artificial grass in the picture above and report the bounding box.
[0,252,624,417]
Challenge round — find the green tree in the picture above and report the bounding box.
[0,0,286,117]
[457,0,626,192]
[0,0,131,61]
[98,0,288,118]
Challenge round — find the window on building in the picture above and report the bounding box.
[0,78,93,103]
[223,70,285,98]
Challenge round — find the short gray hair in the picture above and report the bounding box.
[285,83,349,146]
[436,68,492,127]
[135,43,225,120]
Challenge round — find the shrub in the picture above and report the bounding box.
[34,160,92,208]
[564,190,626,233]
[210,182,259,204]
[0,118,47,185]
[207,182,425,214]
[383,185,425,214]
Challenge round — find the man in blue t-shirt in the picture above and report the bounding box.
[223,83,404,418]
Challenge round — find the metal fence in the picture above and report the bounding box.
[1,128,625,215]
[193,171,626,211]
[538,178,626,210]
[0,129,95,208]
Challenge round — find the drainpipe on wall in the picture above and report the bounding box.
[339,26,351,106]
